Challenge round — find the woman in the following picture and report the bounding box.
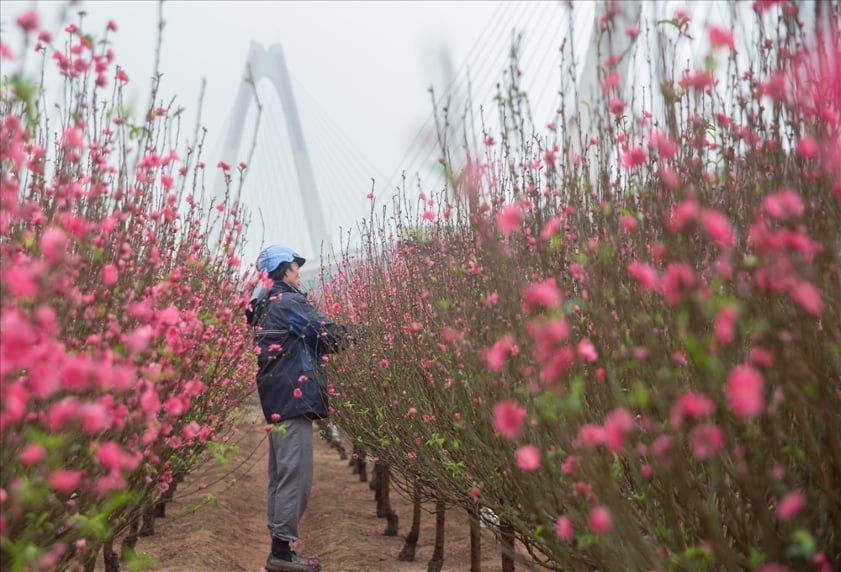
[249,244,351,572]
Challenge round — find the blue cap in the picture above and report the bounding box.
[256,245,306,274]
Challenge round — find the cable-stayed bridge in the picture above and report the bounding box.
[212,0,824,280]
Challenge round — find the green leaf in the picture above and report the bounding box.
[786,529,817,560]
[25,428,66,451]
[101,490,139,517]
[632,379,651,409]
[534,391,560,422]
[425,433,445,449]
[207,440,239,465]
[123,548,158,572]
[656,18,681,29]
[683,334,708,369]
[671,544,714,570]
[561,376,585,413]
[576,533,599,549]
[70,512,111,541]
[748,549,765,568]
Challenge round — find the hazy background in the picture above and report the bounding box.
[4,1,584,266]
[3,1,755,270]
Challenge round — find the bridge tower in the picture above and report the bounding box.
[214,42,329,258]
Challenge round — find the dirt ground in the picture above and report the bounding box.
[130,404,508,572]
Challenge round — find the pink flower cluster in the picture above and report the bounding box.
[1,16,255,563]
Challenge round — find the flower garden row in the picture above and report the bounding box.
[323,4,839,571]
[1,14,259,570]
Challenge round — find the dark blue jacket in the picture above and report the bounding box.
[249,280,347,423]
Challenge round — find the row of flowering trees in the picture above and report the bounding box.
[323,3,839,570]
[1,12,258,570]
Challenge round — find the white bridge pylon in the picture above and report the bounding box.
[214,42,329,260]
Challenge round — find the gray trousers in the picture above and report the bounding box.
[267,417,313,541]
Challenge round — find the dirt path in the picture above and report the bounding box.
[132,403,505,571]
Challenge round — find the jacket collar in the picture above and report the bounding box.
[273,279,306,297]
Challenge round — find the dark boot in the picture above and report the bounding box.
[266,538,320,572]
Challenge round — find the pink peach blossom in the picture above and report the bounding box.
[749,346,775,368]
[492,400,527,439]
[620,146,647,168]
[662,263,696,306]
[603,408,634,452]
[539,346,575,386]
[602,72,620,93]
[796,136,819,158]
[627,261,659,291]
[561,455,581,475]
[714,305,739,345]
[79,402,110,434]
[701,209,734,248]
[649,131,677,159]
[588,506,612,534]
[689,424,725,459]
[776,491,806,521]
[577,338,598,362]
[515,445,541,471]
[20,443,46,465]
[2,263,39,298]
[0,42,14,60]
[555,515,573,541]
[125,325,154,353]
[16,10,40,33]
[101,263,119,286]
[619,214,638,233]
[762,189,804,220]
[726,365,765,419]
[40,227,67,263]
[485,333,518,372]
[97,442,141,471]
[670,392,716,427]
[679,70,714,91]
[522,279,562,311]
[668,199,699,232]
[48,470,83,493]
[497,203,524,235]
[708,26,735,50]
[576,424,605,449]
[788,281,823,316]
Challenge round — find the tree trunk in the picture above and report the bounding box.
[82,548,98,572]
[120,517,140,560]
[382,466,398,536]
[469,504,482,572]
[357,455,368,482]
[351,447,368,482]
[427,498,445,572]
[138,506,156,537]
[501,520,515,572]
[397,484,422,561]
[372,463,384,514]
[103,540,120,572]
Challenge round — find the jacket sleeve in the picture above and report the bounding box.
[281,296,350,355]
